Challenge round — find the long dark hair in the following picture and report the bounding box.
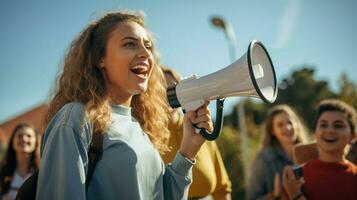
[0,123,40,194]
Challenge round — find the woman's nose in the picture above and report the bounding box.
[20,135,31,142]
[285,124,293,131]
[138,46,151,58]
[325,125,335,133]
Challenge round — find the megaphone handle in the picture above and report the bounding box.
[195,98,225,141]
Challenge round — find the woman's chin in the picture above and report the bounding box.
[319,142,345,153]
[131,85,148,95]
[16,149,34,154]
[282,137,295,145]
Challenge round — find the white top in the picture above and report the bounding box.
[5,171,30,200]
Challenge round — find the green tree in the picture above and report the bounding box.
[338,73,357,109]
[217,118,263,200]
[227,99,266,128]
[274,67,335,130]
[216,126,243,199]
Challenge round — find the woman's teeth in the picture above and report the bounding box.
[130,66,148,77]
[323,137,338,142]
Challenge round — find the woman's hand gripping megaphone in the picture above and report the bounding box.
[187,101,213,133]
[188,99,225,141]
[180,98,225,141]
[179,102,214,159]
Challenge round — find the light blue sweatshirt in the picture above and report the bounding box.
[36,102,193,200]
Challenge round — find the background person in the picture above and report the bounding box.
[162,67,232,200]
[0,123,40,200]
[247,105,309,200]
[283,99,357,200]
[346,137,357,165]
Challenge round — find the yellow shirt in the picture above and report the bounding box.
[162,116,232,199]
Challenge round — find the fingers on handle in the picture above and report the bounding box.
[195,122,213,132]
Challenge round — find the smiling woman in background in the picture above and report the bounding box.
[0,123,40,200]
[247,105,309,200]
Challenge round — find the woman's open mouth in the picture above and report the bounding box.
[130,64,149,79]
[322,136,338,143]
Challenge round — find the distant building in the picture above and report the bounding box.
[0,104,48,146]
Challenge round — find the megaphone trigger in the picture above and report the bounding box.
[194,98,225,141]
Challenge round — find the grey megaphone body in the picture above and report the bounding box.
[167,40,278,140]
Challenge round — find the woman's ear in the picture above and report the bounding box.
[99,59,105,69]
[352,136,357,144]
[348,133,356,144]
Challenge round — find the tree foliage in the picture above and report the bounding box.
[338,73,357,110]
[273,67,335,130]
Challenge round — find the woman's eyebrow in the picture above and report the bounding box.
[334,120,346,124]
[318,119,327,123]
[121,36,150,42]
[120,36,138,41]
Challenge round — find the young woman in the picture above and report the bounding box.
[35,11,213,200]
[247,105,309,200]
[283,99,357,200]
[0,123,40,200]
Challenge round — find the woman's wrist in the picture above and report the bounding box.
[179,140,202,160]
[265,192,280,200]
[178,151,196,164]
[273,194,281,200]
[178,147,196,160]
[291,191,304,200]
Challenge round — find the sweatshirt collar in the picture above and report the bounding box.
[111,104,131,117]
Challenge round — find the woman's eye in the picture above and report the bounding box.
[277,123,284,129]
[319,123,327,128]
[145,44,152,50]
[124,42,136,48]
[334,123,345,129]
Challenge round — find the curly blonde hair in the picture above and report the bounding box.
[45,11,170,153]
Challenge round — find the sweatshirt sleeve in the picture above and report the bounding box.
[163,152,194,200]
[36,104,91,200]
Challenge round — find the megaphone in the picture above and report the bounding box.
[167,40,277,140]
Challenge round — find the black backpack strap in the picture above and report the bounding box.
[85,132,103,189]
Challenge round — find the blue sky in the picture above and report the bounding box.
[1,0,356,123]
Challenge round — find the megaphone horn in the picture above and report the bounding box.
[167,40,278,140]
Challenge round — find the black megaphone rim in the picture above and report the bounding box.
[247,40,278,103]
